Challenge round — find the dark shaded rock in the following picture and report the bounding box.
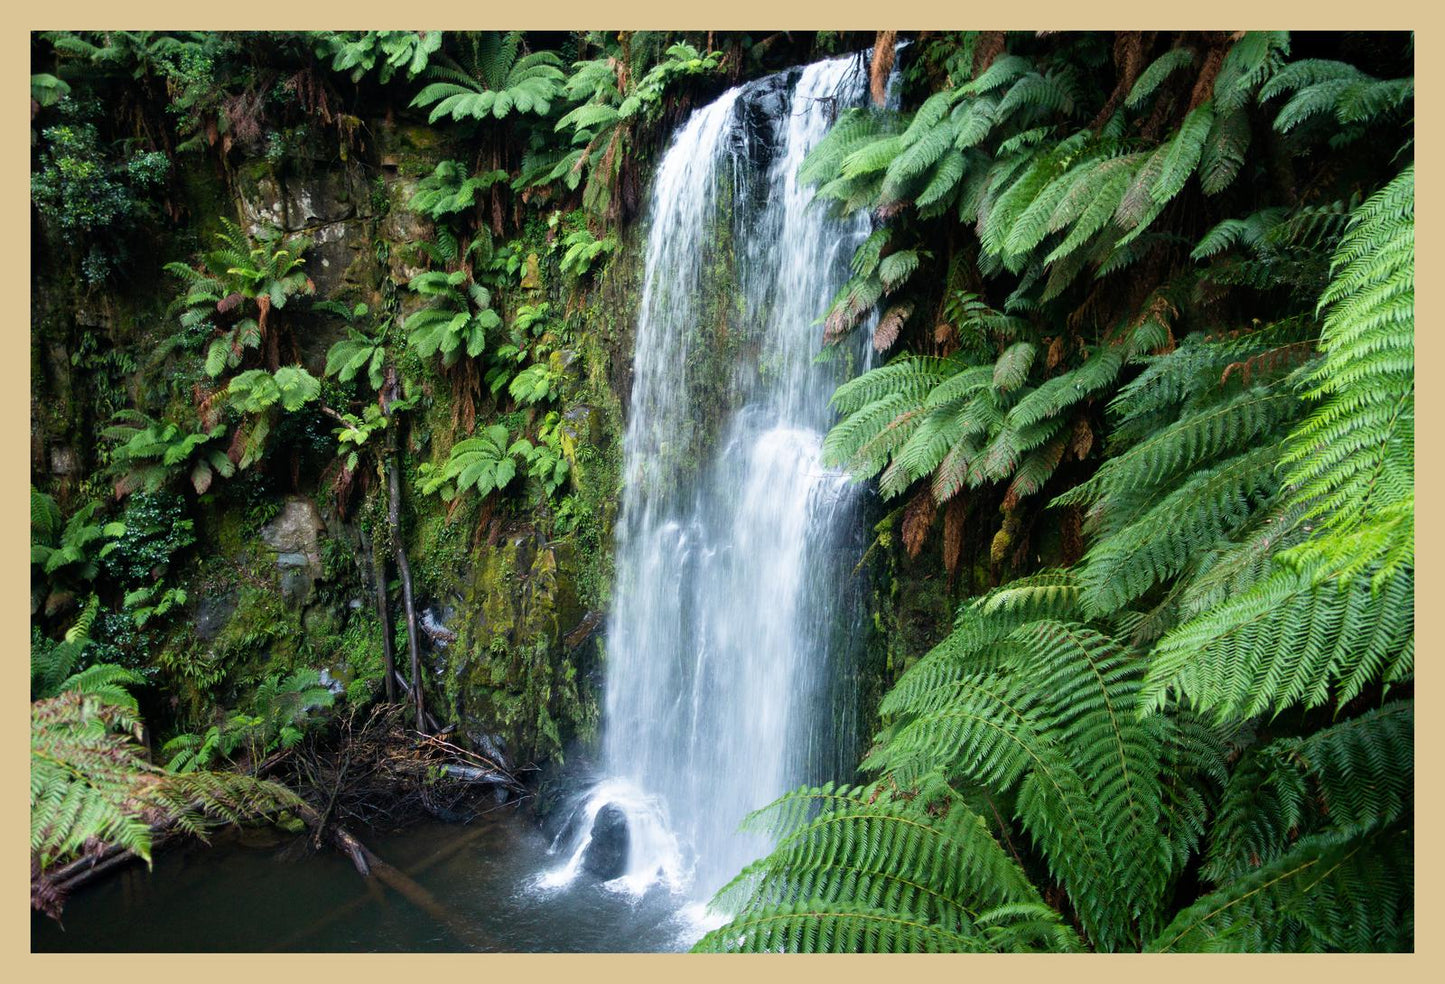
[280,170,357,230]
[279,568,315,609]
[48,446,79,476]
[302,219,371,307]
[43,590,77,620]
[581,804,629,879]
[195,590,239,641]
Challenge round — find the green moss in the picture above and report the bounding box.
[177,157,237,248]
[435,527,598,765]
[377,123,452,177]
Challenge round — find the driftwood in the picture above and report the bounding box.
[270,808,514,950]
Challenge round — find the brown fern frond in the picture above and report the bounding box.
[1220,340,1315,387]
[902,488,935,558]
[874,302,913,353]
[193,384,223,431]
[824,306,851,344]
[942,496,967,576]
[974,31,1007,77]
[1091,31,1149,129]
[1068,416,1094,460]
[1186,42,1227,113]
[225,424,248,465]
[871,33,899,107]
[1045,334,1068,370]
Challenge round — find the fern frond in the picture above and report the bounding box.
[1142,566,1413,720]
[1148,825,1412,952]
[1126,47,1196,109]
[1204,700,1412,885]
[1282,166,1413,577]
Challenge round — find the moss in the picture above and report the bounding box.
[376,123,452,177]
[436,527,597,766]
[177,157,237,248]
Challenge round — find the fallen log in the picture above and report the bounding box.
[269,806,515,951]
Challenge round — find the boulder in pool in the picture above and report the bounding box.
[581,804,629,880]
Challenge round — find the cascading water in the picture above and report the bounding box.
[543,52,878,917]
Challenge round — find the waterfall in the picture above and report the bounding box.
[543,52,876,910]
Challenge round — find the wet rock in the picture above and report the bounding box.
[48,446,79,476]
[279,568,315,609]
[442,529,590,767]
[301,218,371,306]
[317,667,347,695]
[194,590,239,641]
[564,610,605,650]
[260,498,325,609]
[520,252,542,289]
[560,404,601,444]
[379,177,433,283]
[548,348,579,375]
[581,804,629,880]
[236,167,286,236]
[420,604,457,651]
[280,170,356,230]
[260,498,325,555]
[303,604,339,639]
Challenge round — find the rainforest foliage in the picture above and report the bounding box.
[696,30,1413,953]
[31,29,1412,952]
[29,28,793,915]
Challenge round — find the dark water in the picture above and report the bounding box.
[31,807,706,952]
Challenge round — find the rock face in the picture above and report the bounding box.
[581,804,629,880]
[30,106,635,783]
[440,531,597,769]
[260,497,326,609]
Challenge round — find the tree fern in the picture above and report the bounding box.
[411,33,564,123]
[1141,565,1413,720]
[31,691,302,891]
[1203,700,1411,885]
[712,29,1412,954]
[865,617,1166,950]
[1282,166,1413,576]
[696,782,1080,953]
[1078,442,1282,616]
[1147,826,1412,952]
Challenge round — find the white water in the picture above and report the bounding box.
[542,53,877,915]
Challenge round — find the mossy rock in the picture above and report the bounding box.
[438,530,594,767]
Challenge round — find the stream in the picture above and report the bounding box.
[32,808,702,952]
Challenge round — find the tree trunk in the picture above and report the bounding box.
[371,535,397,703]
[388,455,424,731]
[379,366,426,732]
